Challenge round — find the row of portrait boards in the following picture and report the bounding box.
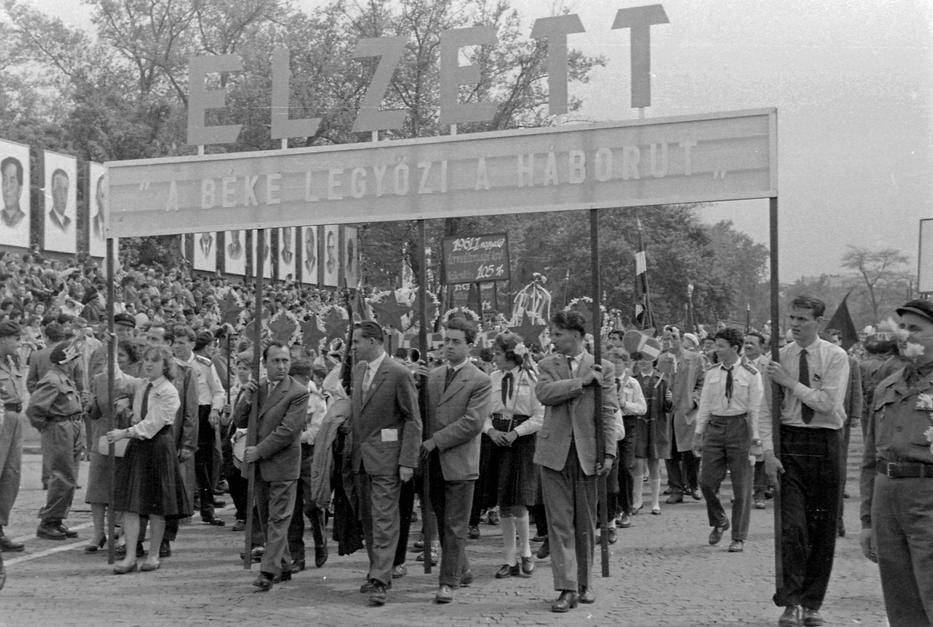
[186,225,360,287]
[1,138,108,257]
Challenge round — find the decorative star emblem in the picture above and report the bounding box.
[300,317,327,352]
[268,312,298,346]
[370,293,410,330]
[324,307,349,344]
[410,293,439,330]
[509,311,547,348]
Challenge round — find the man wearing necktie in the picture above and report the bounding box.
[534,311,618,613]
[761,295,850,627]
[422,316,491,604]
[693,328,763,553]
[350,321,421,606]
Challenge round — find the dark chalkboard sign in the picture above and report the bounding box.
[441,233,510,285]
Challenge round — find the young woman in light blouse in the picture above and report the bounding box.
[484,332,544,578]
[107,345,191,574]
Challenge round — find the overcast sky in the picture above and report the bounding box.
[26,0,933,282]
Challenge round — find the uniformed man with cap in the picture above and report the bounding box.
[27,341,84,540]
[860,299,933,627]
[87,312,136,381]
[0,321,26,558]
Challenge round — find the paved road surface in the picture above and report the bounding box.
[0,423,887,626]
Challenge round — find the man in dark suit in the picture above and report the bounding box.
[534,311,618,613]
[351,320,421,606]
[235,342,308,591]
[422,316,491,603]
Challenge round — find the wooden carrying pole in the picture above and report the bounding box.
[105,236,116,564]
[243,229,264,569]
[417,219,433,574]
[769,198,784,596]
[590,208,610,577]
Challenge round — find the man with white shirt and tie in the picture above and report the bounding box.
[693,328,763,553]
[761,295,850,627]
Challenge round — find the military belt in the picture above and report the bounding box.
[877,460,933,479]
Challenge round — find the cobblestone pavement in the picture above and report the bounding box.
[0,423,887,626]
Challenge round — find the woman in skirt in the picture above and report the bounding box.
[631,352,672,516]
[484,332,543,578]
[84,340,139,552]
[107,345,191,574]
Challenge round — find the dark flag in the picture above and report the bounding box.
[633,217,654,329]
[825,292,859,350]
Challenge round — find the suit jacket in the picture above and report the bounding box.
[425,361,491,481]
[351,355,421,476]
[533,352,618,476]
[668,349,705,452]
[172,360,199,454]
[235,375,308,482]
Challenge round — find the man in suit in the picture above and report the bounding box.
[663,326,705,503]
[351,320,421,606]
[534,311,618,613]
[1,157,25,229]
[422,316,491,603]
[235,342,308,591]
[47,168,71,232]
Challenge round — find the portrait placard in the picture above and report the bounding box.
[300,226,318,285]
[224,230,246,275]
[88,163,107,257]
[194,232,217,272]
[0,139,30,249]
[43,150,78,254]
[322,225,339,287]
[279,226,296,281]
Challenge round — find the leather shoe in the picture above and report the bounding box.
[56,523,78,538]
[532,533,546,542]
[520,556,534,577]
[618,514,632,528]
[459,569,474,586]
[579,586,596,604]
[291,560,305,574]
[435,584,454,604]
[486,509,500,525]
[360,579,390,593]
[314,544,328,568]
[802,608,824,626]
[691,489,702,501]
[754,499,766,510]
[159,540,171,558]
[213,499,227,508]
[467,525,480,539]
[240,546,264,563]
[391,564,407,579]
[536,538,550,559]
[202,516,225,527]
[607,528,617,544]
[368,582,388,606]
[36,522,67,540]
[412,538,424,550]
[708,521,730,545]
[495,563,518,578]
[252,572,274,591]
[232,519,246,532]
[272,570,291,583]
[665,493,683,504]
[727,540,744,552]
[551,590,578,613]
[778,605,801,627]
[0,534,24,552]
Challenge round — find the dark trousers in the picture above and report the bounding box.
[394,477,415,567]
[753,460,769,499]
[195,405,216,519]
[666,426,699,494]
[427,451,474,587]
[615,417,636,517]
[531,503,548,537]
[540,441,596,593]
[469,434,495,526]
[774,426,841,610]
[698,416,752,541]
[287,444,325,562]
[872,474,933,627]
[227,468,249,521]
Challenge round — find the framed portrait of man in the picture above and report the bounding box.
[279,227,296,281]
[43,150,77,254]
[301,226,319,285]
[252,229,273,279]
[342,226,360,287]
[194,231,216,272]
[0,139,30,249]
[88,162,106,258]
[322,225,339,287]
[225,229,246,275]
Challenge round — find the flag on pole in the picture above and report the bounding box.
[825,291,859,350]
[633,217,654,330]
[352,281,373,322]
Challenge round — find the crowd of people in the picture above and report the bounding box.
[0,251,929,627]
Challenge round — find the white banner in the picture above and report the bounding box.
[224,230,246,275]
[300,226,318,285]
[279,227,296,281]
[44,150,78,253]
[193,232,217,272]
[89,163,107,257]
[253,229,272,279]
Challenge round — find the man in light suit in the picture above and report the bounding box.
[235,342,309,591]
[351,320,421,606]
[422,316,491,603]
[535,311,618,613]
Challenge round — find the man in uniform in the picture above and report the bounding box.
[761,295,850,627]
[27,342,84,540]
[535,310,617,613]
[0,321,26,554]
[693,328,763,553]
[859,299,933,627]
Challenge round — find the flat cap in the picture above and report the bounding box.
[114,312,136,328]
[0,320,22,337]
[896,299,933,325]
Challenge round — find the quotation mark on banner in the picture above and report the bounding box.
[711,169,728,180]
[138,182,151,191]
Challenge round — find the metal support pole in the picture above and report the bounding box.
[769,197,784,597]
[105,237,116,564]
[417,219,433,573]
[590,208,610,577]
[243,229,264,569]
